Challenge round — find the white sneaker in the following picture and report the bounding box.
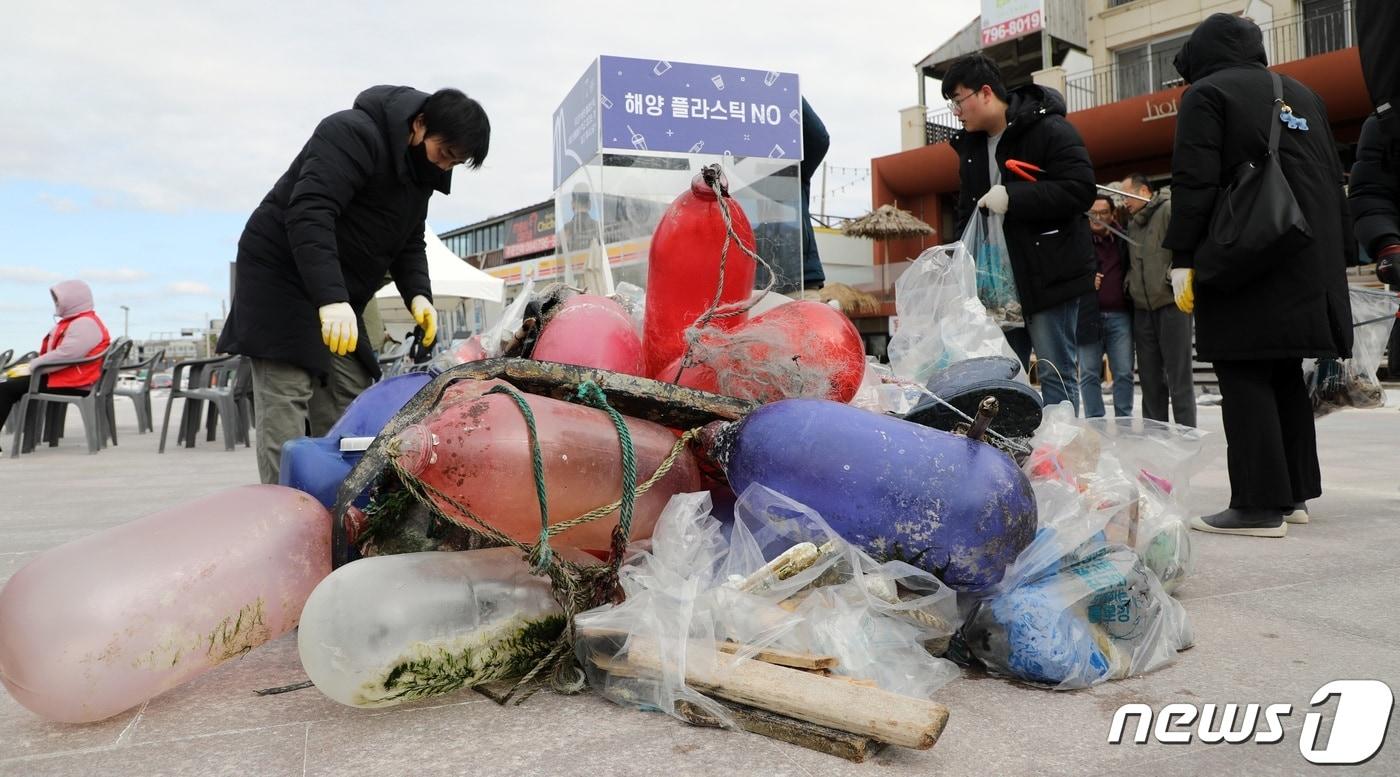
[1284,502,1310,525]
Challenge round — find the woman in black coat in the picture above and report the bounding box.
[1162,13,1352,537]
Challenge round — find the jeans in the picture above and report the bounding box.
[1077,310,1134,418]
[1026,296,1081,414]
[1134,305,1196,427]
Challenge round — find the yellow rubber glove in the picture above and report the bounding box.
[1171,268,1195,314]
[410,295,437,347]
[318,302,358,356]
[4,363,31,380]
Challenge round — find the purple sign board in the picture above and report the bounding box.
[552,55,801,188]
[552,59,601,190]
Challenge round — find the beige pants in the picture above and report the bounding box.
[251,355,372,484]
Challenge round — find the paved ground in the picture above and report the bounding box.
[1,389,1398,776]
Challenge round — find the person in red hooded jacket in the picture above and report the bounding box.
[0,280,112,440]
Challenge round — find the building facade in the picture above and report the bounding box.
[879,0,1365,285]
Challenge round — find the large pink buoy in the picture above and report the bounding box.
[390,379,701,557]
[0,485,331,723]
[532,294,645,376]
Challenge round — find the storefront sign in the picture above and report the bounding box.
[980,0,1044,46]
[503,204,557,260]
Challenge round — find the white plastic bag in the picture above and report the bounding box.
[1304,287,1400,416]
[887,225,1019,384]
[480,277,536,358]
[576,485,960,729]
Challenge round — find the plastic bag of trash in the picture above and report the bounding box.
[576,486,960,729]
[1304,287,1400,416]
[1024,406,1217,595]
[966,211,1022,329]
[959,479,1194,690]
[887,229,1020,385]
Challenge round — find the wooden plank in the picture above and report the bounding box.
[716,641,838,670]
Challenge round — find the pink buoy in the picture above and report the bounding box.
[663,301,867,404]
[0,485,331,723]
[532,294,645,376]
[390,379,701,558]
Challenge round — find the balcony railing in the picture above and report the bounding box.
[925,106,961,145]
[1064,1,1353,113]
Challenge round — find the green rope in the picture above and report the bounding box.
[484,385,554,573]
[571,381,638,569]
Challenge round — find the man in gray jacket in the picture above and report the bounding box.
[1121,174,1196,427]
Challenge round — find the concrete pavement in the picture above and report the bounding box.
[2,390,1398,776]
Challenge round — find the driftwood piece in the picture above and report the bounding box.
[716,641,838,670]
[675,698,882,763]
[589,640,949,749]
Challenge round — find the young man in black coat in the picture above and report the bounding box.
[944,54,1097,413]
[1162,14,1352,537]
[217,86,489,484]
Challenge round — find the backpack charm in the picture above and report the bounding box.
[1279,103,1309,132]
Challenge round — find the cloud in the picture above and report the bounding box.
[37,192,80,213]
[165,281,216,296]
[0,1,979,224]
[0,265,62,284]
[80,267,152,283]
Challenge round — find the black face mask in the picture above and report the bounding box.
[407,141,442,186]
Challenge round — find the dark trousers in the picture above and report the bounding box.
[1134,305,1196,427]
[1214,358,1321,509]
[0,377,84,434]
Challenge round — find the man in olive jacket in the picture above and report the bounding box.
[1119,175,1195,427]
[218,86,490,484]
[945,53,1097,412]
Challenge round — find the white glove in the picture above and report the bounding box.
[410,295,437,347]
[977,184,1009,214]
[318,302,358,356]
[1170,268,1195,314]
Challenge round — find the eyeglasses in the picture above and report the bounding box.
[948,91,976,114]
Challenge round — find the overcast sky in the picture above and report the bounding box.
[0,0,978,347]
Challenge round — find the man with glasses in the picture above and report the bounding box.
[1077,195,1135,417]
[944,53,1096,412]
[218,86,490,484]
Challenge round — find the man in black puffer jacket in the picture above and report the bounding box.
[218,86,489,484]
[945,54,1096,413]
[1163,14,1352,537]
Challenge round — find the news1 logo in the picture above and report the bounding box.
[1108,680,1394,765]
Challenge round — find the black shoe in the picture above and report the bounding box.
[1190,507,1287,538]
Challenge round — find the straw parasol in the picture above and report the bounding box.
[842,204,936,241]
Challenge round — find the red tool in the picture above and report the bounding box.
[1004,159,1043,182]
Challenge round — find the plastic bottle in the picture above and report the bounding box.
[298,547,587,708]
[0,485,331,723]
[702,399,1037,590]
[661,300,866,403]
[532,294,645,377]
[280,372,433,510]
[391,379,702,557]
[643,170,757,379]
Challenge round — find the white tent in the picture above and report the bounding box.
[375,224,504,304]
